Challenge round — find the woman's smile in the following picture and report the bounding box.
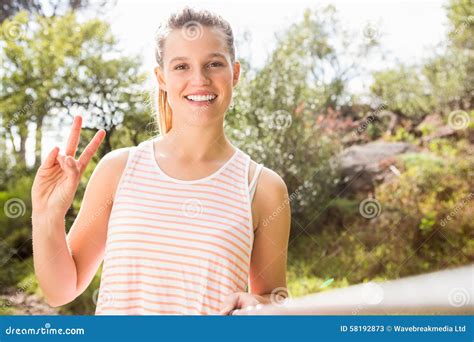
[184,93,218,107]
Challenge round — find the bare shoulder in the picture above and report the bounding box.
[249,160,287,194]
[257,165,288,199]
[92,147,132,199]
[100,147,131,165]
[248,160,289,230]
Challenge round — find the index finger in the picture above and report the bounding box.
[78,129,106,171]
[65,115,83,157]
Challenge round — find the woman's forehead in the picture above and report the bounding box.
[163,26,229,63]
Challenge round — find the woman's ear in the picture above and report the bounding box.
[232,60,241,87]
[154,66,167,91]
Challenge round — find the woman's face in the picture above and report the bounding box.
[155,25,240,128]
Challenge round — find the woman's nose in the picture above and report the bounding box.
[190,68,211,85]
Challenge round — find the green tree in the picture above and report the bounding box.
[225,6,376,232]
[0,11,147,169]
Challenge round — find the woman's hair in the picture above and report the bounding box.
[154,7,236,135]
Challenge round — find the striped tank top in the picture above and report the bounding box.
[95,138,264,315]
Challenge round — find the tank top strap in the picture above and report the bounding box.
[211,147,248,187]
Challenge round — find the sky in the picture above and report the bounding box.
[29,0,451,164]
[106,0,449,71]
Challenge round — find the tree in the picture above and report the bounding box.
[0,0,115,23]
[369,0,473,118]
[0,11,147,168]
[225,6,377,232]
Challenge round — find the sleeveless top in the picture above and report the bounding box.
[95,138,264,315]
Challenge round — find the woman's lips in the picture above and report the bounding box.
[184,96,218,107]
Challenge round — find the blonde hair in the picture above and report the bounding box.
[154,7,236,135]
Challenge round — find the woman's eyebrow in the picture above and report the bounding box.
[169,52,227,64]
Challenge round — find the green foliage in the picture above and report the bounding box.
[370,0,473,119]
[224,6,379,230]
[0,2,472,314]
[370,65,434,120]
[0,10,147,168]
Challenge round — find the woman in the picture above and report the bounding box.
[32,7,291,315]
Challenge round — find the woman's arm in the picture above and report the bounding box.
[248,167,291,298]
[31,115,129,307]
[32,149,129,307]
[219,167,291,314]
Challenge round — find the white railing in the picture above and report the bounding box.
[232,265,474,315]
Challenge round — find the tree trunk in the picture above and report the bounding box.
[34,115,44,169]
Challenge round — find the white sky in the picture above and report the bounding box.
[28,0,451,165]
[106,0,449,71]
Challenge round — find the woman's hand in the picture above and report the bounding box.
[219,292,267,315]
[31,115,106,218]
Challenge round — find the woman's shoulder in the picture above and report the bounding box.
[247,159,288,230]
[246,154,286,192]
[92,147,133,198]
[249,161,287,195]
[100,147,132,167]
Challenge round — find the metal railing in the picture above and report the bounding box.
[232,265,474,315]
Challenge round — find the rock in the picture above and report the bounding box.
[337,141,417,193]
[416,114,444,130]
[416,114,457,142]
[0,290,59,315]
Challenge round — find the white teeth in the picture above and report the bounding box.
[185,94,217,102]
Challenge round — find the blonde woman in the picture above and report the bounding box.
[32,7,291,315]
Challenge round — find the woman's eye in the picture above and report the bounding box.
[174,64,187,70]
[208,62,223,68]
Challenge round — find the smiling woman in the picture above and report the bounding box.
[31,6,291,316]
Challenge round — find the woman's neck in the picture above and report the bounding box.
[157,125,234,162]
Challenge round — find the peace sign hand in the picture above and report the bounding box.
[32,115,106,218]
